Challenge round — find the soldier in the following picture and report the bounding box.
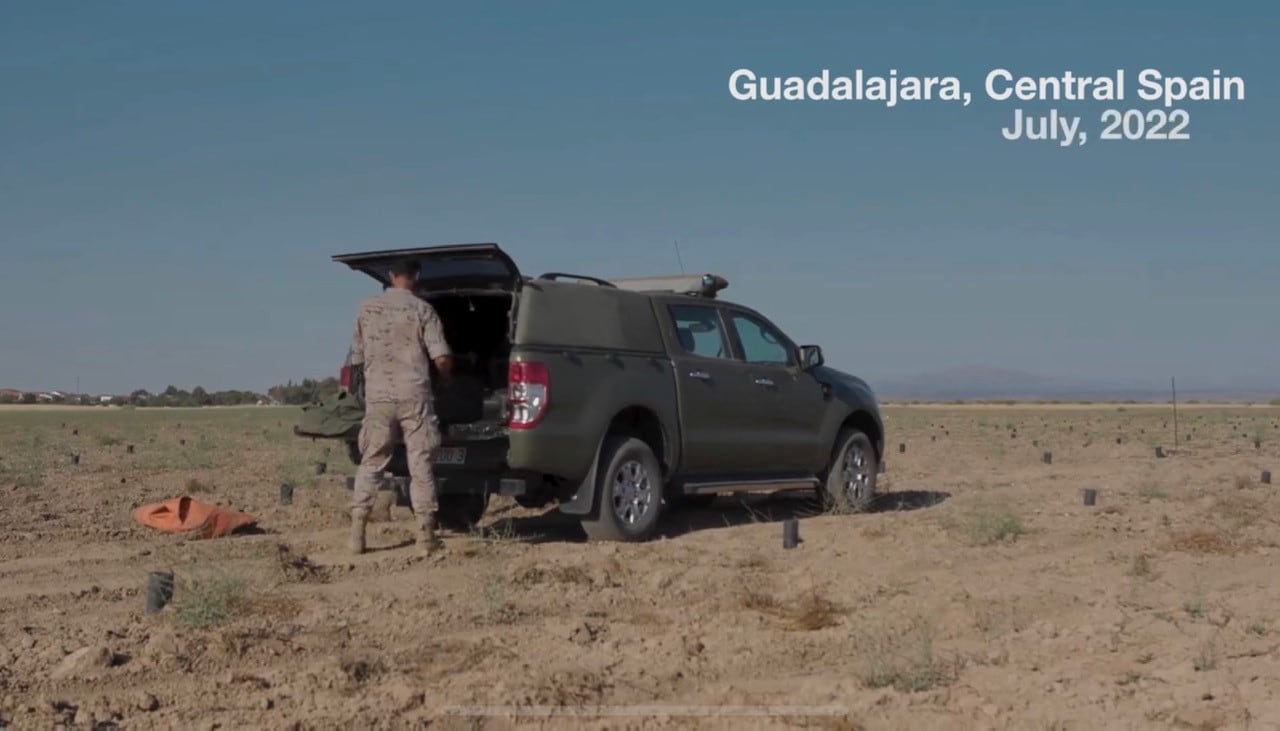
[347,257,453,557]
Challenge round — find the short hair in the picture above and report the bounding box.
[388,258,420,279]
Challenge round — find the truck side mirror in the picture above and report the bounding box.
[799,345,824,370]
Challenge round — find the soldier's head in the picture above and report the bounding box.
[388,258,420,290]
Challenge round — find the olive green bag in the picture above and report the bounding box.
[293,390,365,440]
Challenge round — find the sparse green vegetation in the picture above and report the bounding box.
[1,401,1276,728]
[1128,553,1154,579]
[0,433,50,488]
[1193,640,1219,672]
[1137,481,1167,502]
[857,616,953,693]
[1183,595,1205,619]
[482,566,508,618]
[945,502,1025,546]
[173,564,257,630]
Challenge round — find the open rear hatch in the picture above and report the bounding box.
[332,243,520,436]
[332,243,522,293]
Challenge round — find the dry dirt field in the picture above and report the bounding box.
[2,404,1279,730]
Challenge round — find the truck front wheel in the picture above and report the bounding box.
[818,427,878,513]
[580,436,664,542]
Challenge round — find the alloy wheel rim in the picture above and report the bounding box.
[842,442,870,504]
[612,460,653,524]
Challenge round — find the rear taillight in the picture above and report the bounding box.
[339,364,351,392]
[507,361,549,429]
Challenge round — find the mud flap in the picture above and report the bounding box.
[556,436,606,516]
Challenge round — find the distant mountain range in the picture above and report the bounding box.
[869,365,1278,403]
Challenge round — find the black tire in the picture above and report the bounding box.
[436,493,489,532]
[818,428,878,513]
[580,436,664,542]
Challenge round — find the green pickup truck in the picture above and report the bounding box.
[296,243,884,541]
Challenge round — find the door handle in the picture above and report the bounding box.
[688,370,711,380]
[754,377,775,387]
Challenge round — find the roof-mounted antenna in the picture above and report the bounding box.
[674,240,686,274]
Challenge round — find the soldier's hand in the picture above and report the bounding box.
[432,355,454,382]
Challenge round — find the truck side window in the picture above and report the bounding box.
[729,312,792,366]
[668,305,729,360]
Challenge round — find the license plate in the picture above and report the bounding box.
[433,447,466,465]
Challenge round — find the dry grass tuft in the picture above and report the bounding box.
[1193,639,1219,672]
[791,589,844,631]
[511,563,596,588]
[856,616,955,693]
[340,655,388,684]
[944,502,1025,546]
[737,585,847,631]
[1137,481,1168,502]
[739,586,785,614]
[171,549,299,629]
[1167,527,1254,555]
[173,568,255,630]
[1128,552,1155,579]
[471,519,523,544]
[862,525,888,540]
[275,542,330,583]
[1166,529,1244,556]
[553,565,592,585]
[1213,493,1265,530]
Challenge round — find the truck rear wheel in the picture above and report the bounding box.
[436,493,489,532]
[818,427,878,513]
[407,493,488,531]
[581,436,664,542]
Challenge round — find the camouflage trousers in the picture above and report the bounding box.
[351,399,441,516]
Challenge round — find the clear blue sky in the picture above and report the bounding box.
[1,1,1275,394]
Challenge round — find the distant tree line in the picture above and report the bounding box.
[0,377,342,408]
[136,385,266,408]
[266,378,341,405]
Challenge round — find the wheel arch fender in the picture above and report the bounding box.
[826,408,885,464]
[558,405,674,516]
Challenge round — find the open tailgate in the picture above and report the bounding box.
[332,243,521,292]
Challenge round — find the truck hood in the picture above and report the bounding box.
[814,366,874,396]
[814,365,881,413]
[332,243,521,293]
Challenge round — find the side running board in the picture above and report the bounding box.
[680,477,820,496]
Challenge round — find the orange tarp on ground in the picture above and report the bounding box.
[133,497,257,539]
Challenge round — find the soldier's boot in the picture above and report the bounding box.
[415,515,441,557]
[349,508,370,555]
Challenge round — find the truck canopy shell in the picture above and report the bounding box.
[514,280,665,353]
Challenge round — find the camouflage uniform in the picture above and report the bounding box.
[349,288,451,551]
